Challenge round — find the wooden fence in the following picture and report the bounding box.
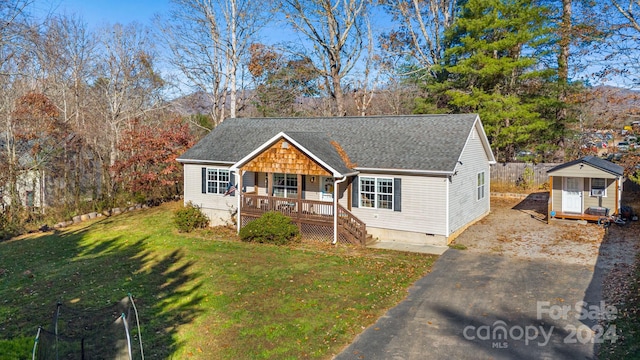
[490,163,560,189]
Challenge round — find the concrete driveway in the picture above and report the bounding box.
[334,249,603,360]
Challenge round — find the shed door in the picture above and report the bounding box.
[562,177,583,213]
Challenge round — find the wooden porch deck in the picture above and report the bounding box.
[550,211,604,222]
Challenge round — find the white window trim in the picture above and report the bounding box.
[206,168,230,195]
[477,171,486,201]
[590,178,607,197]
[359,176,394,210]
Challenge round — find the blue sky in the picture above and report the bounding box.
[37,0,170,26]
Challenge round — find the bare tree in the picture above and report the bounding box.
[0,0,33,213]
[610,0,640,31]
[90,22,164,196]
[585,1,640,87]
[350,16,377,116]
[158,0,273,126]
[28,14,102,207]
[279,0,370,116]
[37,15,96,127]
[380,0,456,77]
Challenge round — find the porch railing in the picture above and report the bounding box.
[241,194,334,221]
[337,204,367,245]
[240,193,368,245]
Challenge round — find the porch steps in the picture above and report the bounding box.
[365,234,376,246]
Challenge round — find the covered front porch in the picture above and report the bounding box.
[239,192,368,245]
[232,132,369,245]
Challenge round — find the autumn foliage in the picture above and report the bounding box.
[112,118,195,201]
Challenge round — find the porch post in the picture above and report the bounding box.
[267,172,273,198]
[333,178,338,244]
[548,175,553,224]
[297,174,302,200]
[333,176,348,244]
[237,169,243,234]
[615,177,619,215]
[296,173,302,224]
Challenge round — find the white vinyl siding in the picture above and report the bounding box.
[548,164,619,179]
[449,125,491,234]
[349,173,447,236]
[182,163,237,226]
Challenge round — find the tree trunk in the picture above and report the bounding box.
[557,0,571,152]
[558,0,571,87]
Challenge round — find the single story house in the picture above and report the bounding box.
[177,114,496,246]
[547,155,624,222]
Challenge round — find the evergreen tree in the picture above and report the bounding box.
[417,0,559,161]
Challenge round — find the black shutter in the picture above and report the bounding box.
[201,167,207,194]
[229,172,235,197]
[394,178,401,212]
[352,176,359,208]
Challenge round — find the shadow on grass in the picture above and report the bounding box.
[0,220,205,359]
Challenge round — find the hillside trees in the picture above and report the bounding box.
[112,117,194,201]
[90,22,165,197]
[279,0,370,116]
[380,0,456,79]
[417,0,560,161]
[159,0,275,125]
[248,43,319,116]
[31,15,100,210]
[0,0,36,220]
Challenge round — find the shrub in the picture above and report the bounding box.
[239,211,300,245]
[0,211,24,241]
[173,202,209,232]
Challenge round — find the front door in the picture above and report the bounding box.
[319,176,334,202]
[562,177,583,213]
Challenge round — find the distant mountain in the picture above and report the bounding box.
[169,91,216,116]
[581,86,640,129]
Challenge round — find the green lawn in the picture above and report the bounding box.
[599,253,640,360]
[0,202,436,359]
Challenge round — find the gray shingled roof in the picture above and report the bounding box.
[547,155,624,176]
[178,114,482,173]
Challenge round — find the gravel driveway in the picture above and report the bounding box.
[455,195,637,269]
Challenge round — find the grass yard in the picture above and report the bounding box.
[599,253,640,360]
[0,201,436,359]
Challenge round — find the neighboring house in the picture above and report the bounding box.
[0,151,46,212]
[0,171,45,211]
[177,114,496,246]
[547,155,624,222]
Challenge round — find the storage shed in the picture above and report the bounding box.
[547,156,624,222]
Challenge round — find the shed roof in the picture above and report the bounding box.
[178,114,495,173]
[547,155,624,177]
